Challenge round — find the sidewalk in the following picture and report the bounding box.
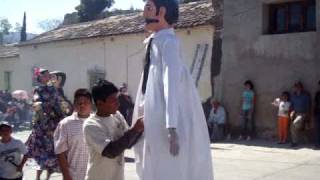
[13,131,320,180]
[213,140,320,180]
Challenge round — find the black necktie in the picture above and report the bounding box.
[142,38,153,95]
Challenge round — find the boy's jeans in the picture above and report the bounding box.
[241,109,254,137]
[315,113,320,146]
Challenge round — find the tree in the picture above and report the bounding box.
[76,0,114,22]
[0,18,12,44]
[129,5,134,11]
[103,8,141,18]
[38,19,62,32]
[20,12,27,42]
[14,22,22,32]
[62,12,80,25]
[210,0,223,97]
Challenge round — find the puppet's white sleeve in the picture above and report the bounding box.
[162,37,181,129]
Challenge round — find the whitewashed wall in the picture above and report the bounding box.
[0,56,20,91]
[9,25,213,101]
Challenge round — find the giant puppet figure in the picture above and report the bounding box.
[132,0,214,179]
[26,69,72,180]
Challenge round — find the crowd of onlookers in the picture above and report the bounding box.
[204,80,320,149]
[0,90,32,128]
[1,66,319,180]
[0,68,137,180]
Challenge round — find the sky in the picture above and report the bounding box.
[0,0,145,34]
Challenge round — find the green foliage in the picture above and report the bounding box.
[14,23,22,32]
[38,19,62,32]
[0,18,12,34]
[0,18,12,44]
[62,12,80,25]
[20,12,27,42]
[76,0,114,22]
[103,8,141,18]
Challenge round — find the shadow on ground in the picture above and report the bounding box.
[211,139,318,150]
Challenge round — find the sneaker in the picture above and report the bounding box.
[246,136,251,141]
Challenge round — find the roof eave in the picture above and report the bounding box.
[18,22,214,47]
[0,54,20,59]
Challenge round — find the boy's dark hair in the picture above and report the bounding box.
[244,80,254,90]
[294,81,303,88]
[74,88,92,104]
[153,0,179,25]
[282,91,290,101]
[0,123,12,131]
[91,80,119,105]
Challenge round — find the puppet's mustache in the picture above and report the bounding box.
[145,18,159,24]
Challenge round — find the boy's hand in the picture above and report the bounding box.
[290,111,296,120]
[168,128,179,156]
[63,174,73,180]
[132,118,144,133]
[16,164,23,172]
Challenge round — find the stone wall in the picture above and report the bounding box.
[221,0,320,138]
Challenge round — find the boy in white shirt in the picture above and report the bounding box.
[83,80,144,180]
[54,88,93,180]
[0,122,28,180]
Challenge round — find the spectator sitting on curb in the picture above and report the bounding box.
[208,99,226,142]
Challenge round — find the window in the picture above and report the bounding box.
[4,71,12,91]
[268,0,316,34]
[88,69,105,90]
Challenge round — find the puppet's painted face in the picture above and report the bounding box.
[143,0,161,31]
[50,74,61,88]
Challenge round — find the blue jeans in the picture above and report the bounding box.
[0,177,22,180]
[241,109,254,137]
[315,113,320,146]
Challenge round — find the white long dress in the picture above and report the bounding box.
[132,28,214,180]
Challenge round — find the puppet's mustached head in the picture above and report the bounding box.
[145,18,159,25]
